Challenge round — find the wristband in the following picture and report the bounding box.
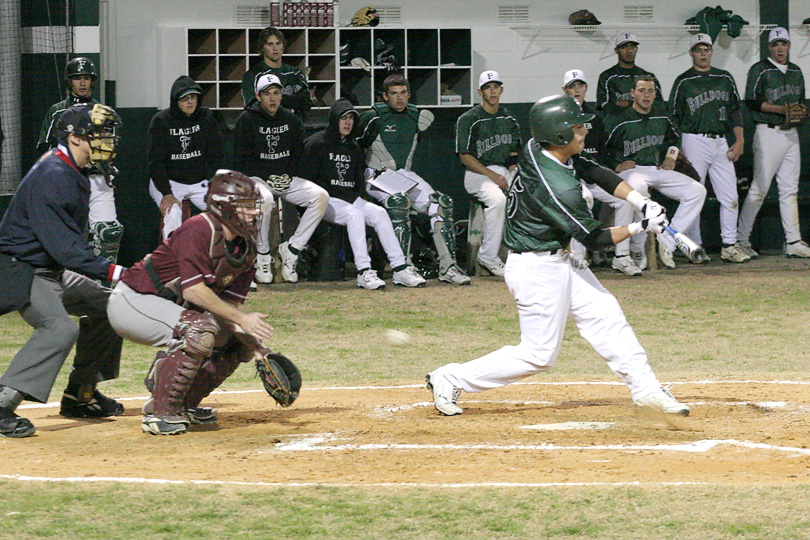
[666,146,679,161]
[625,190,647,211]
[627,221,643,236]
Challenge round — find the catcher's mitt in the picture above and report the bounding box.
[782,103,808,130]
[256,350,301,407]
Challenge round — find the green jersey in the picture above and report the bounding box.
[454,104,521,167]
[745,58,806,125]
[669,67,741,134]
[596,64,664,110]
[241,60,311,113]
[37,94,98,153]
[602,103,680,170]
[503,140,601,253]
[356,102,421,170]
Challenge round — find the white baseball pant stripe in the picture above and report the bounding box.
[366,169,442,227]
[252,176,329,254]
[463,165,510,265]
[738,124,802,246]
[322,197,407,271]
[439,251,662,401]
[88,174,117,225]
[149,179,209,241]
[569,182,593,260]
[588,183,635,257]
[619,167,707,252]
[680,133,739,246]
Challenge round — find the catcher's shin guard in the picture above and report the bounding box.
[384,193,412,262]
[429,191,458,270]
[150,349,205,417]
[173,310,220,359]
[183,337,252,408]
[91,220,124,263]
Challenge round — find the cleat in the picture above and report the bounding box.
[634,387,690,416]
[393,266,427,288]
[785,240,810,258]
[357,269,386,290]
[658,243,676,269]
[738,245,759,259]
[0,407,36,438]
[278,241,299,283]
[141,414,189,435]
[720,244,751,263]
[611,255,642,276]
[60,389,124,418]
[477,257,505,277]
[249,280,258,291]
[142,397,217,425]
[631,250,648,270]
[255,252,274,284]
[425,370,463,416]
[438,264,471,285]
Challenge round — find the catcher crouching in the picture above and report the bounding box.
[107,170,300,435]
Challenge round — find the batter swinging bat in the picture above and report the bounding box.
[662,224,708,264]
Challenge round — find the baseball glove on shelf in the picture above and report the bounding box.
[256,350,302,407]
[782,103,808,129]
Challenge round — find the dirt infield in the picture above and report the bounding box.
[4,380,810,486]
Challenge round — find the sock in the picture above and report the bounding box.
[288,244,301,255]
[392,264,407,272]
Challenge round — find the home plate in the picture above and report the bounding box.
[520,422,614,431]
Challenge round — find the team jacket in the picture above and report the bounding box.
[241,60,312,113]
[122,213,254,305]
[670,67,742,134]
[602,103,680,170]
[0,145,114,280]
[37,94,98,153]
[299,100,365,202]
[596,64,664,110]
[454,104,521,167]
[356,102,420,170]
[745,58,806,126]
[503,140,602,253]
[148,76,225,196]
[233,101,304,179]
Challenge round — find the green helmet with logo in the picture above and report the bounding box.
[64,57,98,86]
[529,94,594,146]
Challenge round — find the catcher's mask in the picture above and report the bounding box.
[207,170,263,241]
[57,103,122,165]
[350,6,380,26]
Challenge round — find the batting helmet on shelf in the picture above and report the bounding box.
[64,57,98,86]
[57,103,122,164]
[350,6,380,27]
[206,170,263,241]
[529,94,594,146]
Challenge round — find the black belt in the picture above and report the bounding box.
[143,255,180,303]
[765,124,780,129]
[693,133,723,139]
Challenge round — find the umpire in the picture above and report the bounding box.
[0,104,127,438]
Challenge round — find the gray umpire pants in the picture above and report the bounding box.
[0,269,122,403]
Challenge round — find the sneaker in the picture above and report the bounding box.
[0,406,36,438]
[425,370,462,416]
[250,280,258,291]
[477,257,505,277]
[631,250,648,270]
[738,245,759,259]
[141,414,189,435]
[634,387,690,416]
[785,240,810,258]
[438,264,471,285]
[142,397,218,425]
[720,244,751,263]
[611,255,642,276]
[278,241,299,283]
[357,269,386,290]
[255,252,274,284]
[60,389,124,418]
[658,243,676,269]
[393,266,427,287]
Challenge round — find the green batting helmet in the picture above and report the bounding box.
[529,94,594,146]
[65,57,98,84]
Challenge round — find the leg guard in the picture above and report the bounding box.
[149,349,205,417]
[429,192,458,270]
[384,193,412,263]
[91,220,124,263]
[184,337,252,408]
[172,310,220,359]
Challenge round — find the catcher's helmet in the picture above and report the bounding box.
[529,94,594,146]
[206,170,263,241]
[57,103,122,164]
[350,6,380,27]
[65,57,98,84]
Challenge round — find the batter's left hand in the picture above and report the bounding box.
[659,157,676,171]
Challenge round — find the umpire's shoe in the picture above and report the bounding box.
[60,386,124,418]
[426,368,463,416]
[0,406,36,438]
[142,414,189,435]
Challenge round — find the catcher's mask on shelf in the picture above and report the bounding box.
[206,170,263,241]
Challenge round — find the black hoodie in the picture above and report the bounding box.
[299,99,363,202]
[232,100,304,179]
[147,75,225,196]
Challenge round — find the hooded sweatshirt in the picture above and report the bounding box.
[232,100,304,179]
[148,75,225,196]
[299,99,364,202]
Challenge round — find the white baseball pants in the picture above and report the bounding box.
[588,183,635,257]
[738,124,802,246]
[252,176,329,254]
[681,133,739,246]
[322,197,407,271]
[88,174,118,225]
[366,169,442,227]
[463,165,510,265]
[620,166,707,252]
[438,250,662,401]
[149,179,209,241]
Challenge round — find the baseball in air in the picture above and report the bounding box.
[385,329,412,346]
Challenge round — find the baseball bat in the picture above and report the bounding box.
[663,225,708,264]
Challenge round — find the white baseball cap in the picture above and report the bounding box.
[563,69,587,87]
[690,33,713,50]
[616,33,639,47]
[478,70,503,89]
[255,73,283,94]
[768,27,790,44]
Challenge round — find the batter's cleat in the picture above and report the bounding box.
[721,244,751,263]
[634,387,690,416]
[738,245,759,259]
[142,398,218,425]
[278,241,299,283]
[611,255,642,276]
[0,406,36,438]
[631,250,648,271]
[785,240,810,258]
[60,389,124,418]
[357,269,386,290]
[425,370,463,416]
[658,244,676,269]
[393,266,426,288]
[141,414,189,435]
[438,264,471,285]
[255,252,274,284]
[477,257,505,277]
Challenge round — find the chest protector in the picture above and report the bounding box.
[370,102,420,170]
[202,214,257,290]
